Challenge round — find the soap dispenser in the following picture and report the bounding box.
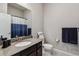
[0,35,11,48]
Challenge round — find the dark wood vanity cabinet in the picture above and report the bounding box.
[36,47,42,56]
[36,41,42,56]
[12,41,42,56]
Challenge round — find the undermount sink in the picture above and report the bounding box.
[15,41,32,47]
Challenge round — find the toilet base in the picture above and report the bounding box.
[43,48,52,56]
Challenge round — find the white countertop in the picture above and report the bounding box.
[0,38,42,56]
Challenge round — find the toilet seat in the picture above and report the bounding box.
[43,44,53,50]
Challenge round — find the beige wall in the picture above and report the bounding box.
[7,4,24,18]
[44,3,79,55]
[0,3,7,13]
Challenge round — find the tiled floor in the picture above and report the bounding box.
[42,48,77,56]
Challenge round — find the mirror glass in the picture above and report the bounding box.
[0,3,32,40]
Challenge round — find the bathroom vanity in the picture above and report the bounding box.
[12,41,42,56]
[0,38,42,56]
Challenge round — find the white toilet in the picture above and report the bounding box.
[37,32,53,56]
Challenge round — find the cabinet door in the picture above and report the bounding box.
[20,45,36,56]
[0,13,11,39]
[36,41,42,56]
[36,41,42,49]
[36,47,42,56]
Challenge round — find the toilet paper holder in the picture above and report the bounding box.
[56,38,60,43]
